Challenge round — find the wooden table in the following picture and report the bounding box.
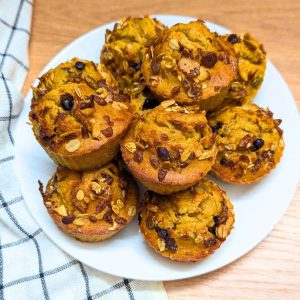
[23,1,300,298]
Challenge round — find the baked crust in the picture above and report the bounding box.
[208,103,284,184]
[121,103,217,194]
[100,16,166,98]
[33,58,118,99]
[39,162,138,242]
[30,82,133,170]
[139,178,235,262]
[141,20,238,111]
[222,33,267,105]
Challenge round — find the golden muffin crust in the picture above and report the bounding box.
[39,162,138,242]
[33,58,118,99]
[208,103,284,184]
[139,178,234,262]
[100,16,166,97]
[222,33,267,105]
[141,20,238,111]
[29,82,133,170]
[121,102,217,194]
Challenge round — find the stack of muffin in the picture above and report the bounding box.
[29,17,284,262]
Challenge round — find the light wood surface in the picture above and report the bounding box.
[23,1,300,299]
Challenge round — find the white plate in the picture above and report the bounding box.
[15,15,300,281]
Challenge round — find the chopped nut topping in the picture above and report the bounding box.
[128,205,136,217]
[150,155,160,169]
[92,123,101,139]
[96,87,108,99]
[157,238,166,252]
[169,39,180,50]
[115,216,127,225]
[161,100,175,108]
[116,199,124,208]
[54,205,68,217]
[124,142,137,153]
[112,101,128,111]
[65,139,80,152]
[216,224,228,239]
[75,87,83,99]
[180,149,191,162]
[112,204,120,215]
[90,181,102,194]
[108,221,118,231]
[158,168,168,182]
[73,218,85,226]
[96,206,109,220]
[147,204,158,213]
[194,235,203,244]
[76,189,85,201]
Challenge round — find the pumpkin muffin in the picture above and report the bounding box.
[33,58,118,99]
[208,103,284,184]
[121,101,217,194]
[100,16,166,97]
[39,162,138,242]
[222,33,267,105]
[29,82,133,170]
[141,20,238,111]
[139,178,235,262]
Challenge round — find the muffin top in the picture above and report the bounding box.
[141,20,238,111]
[30,82,133,157]
[139,178,234,261]
[208,103,284,184]
[40,162,138,239]
[33,58,118,99]
[224,33,267,104]
[101,16,166,96]
[121,102,217,191]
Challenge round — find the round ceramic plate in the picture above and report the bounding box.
[15,15,300,281]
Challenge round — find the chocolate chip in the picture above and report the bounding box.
[62,214,75,225]
[89,216,97,223]
[251,138,264,151]
[150,155,160,169]
[227,34,239,44]
[171,86,181,96]
[103,115,114,126]
[96,201,109,213]
[220,158,227,165]
[133,150,143,163]
[212,122,223,133]
[60,93,74,110]
[93,95,107,106]
[80,102,93,109]
[201,52,218,68]
[81,126,89,139]
[142,98,159,110]
[151,61,160,74]
[103,209,113,224]
[165,237,177,252]
[101,172,113,185]
[204,238,217,247]
[115,216,127,225]
[155,227,169,239]
[158,168,167,182]
[129,61,141,70]
[75,61,86,70]
[101,126,113,138]
[157,147,171,161]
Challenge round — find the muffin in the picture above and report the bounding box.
[208,103,284,184]
[222,33,267,105]
[142,20,238,111]
[100,16,166,97]
[121,101,217,194]
[29,82,133,170]
[33,58,118,99]
[139,178,235,262]
[39,162,138,242]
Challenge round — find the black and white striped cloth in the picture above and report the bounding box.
[0,1,168,299]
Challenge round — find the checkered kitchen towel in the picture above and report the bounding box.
[0,1,168,299]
